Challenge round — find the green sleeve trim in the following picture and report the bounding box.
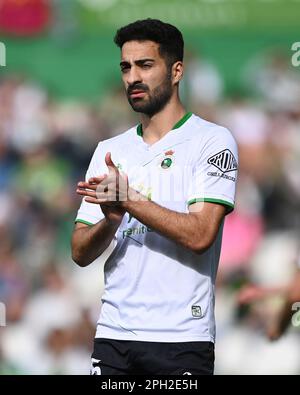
[187,198,234,213]
[75,219,94,226]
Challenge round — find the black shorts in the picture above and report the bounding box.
[91,338,214,375]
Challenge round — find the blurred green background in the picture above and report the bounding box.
[2,0,299,99]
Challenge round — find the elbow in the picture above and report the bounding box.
[71,234,92,267]
[191,244,211,255]
[186,237,214,255]
[72,253,87,267]
[71,248,90,268]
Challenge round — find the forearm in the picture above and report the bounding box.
[122,189,214,253]
[71,218,120,267]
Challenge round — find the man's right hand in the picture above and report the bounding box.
[76,175,126,225]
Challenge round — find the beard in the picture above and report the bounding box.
[126,73,173,117]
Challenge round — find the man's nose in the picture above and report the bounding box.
[126,66,142,86]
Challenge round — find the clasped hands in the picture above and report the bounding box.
[76,152,143,207]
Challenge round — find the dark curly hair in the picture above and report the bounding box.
[114,18,184,68]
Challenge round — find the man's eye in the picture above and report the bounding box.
[121,67,130,73]
[142,64,152,68]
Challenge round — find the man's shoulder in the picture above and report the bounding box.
[89,125,137,162]
[99,125,137,148]
[189,113,235,144]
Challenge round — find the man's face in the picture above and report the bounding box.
[120,40,173,116]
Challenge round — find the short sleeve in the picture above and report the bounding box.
[187,127,238,214]
[75,142,106,226]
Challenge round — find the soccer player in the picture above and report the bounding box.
[72,19,238,375]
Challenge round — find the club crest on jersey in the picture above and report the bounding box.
[208,149,237,173]
[160,149,175,169]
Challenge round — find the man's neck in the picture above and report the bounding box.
[140,99,186,145]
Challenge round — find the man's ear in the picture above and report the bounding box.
[172,61,184,85]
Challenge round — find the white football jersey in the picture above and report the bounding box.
[76,113,238,342]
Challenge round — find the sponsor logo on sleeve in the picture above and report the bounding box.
[208,149,237,173]
[207,149,237,181]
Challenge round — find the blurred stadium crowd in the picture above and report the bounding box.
[0,47,300,374]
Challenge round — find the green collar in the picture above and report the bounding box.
[137,112,193,137]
